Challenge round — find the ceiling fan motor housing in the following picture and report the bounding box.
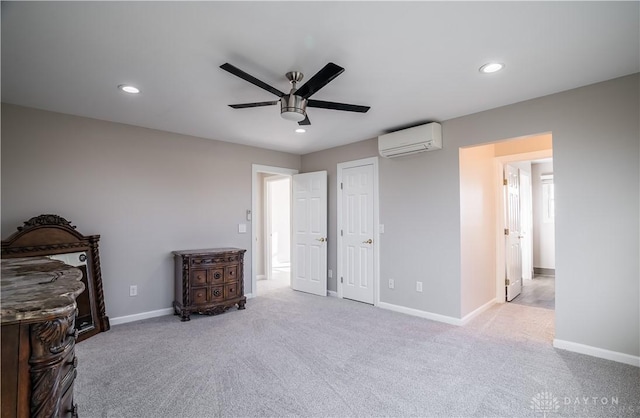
[280,94,307,121]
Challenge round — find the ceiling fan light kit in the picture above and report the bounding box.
[280,94,307,122]
[220,62,370,126]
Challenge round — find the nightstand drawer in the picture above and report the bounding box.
[225,282,240,299]
[211,285,224,302]
[190,288,208,305]
[190,269,208,287]
[211,268,224,285]
[224,265,238,283]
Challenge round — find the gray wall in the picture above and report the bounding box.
[532,161,556,269]
[301,74,639,357]
[1,104,300,318]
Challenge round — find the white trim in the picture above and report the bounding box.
[460,299,496,325]
[328,290,338,297]
[336,157,380,305]
[245,293,256,299]
[256,274,266,281]
[377,302,463,326]
[251,164,298,298]
[553,339,640,367]
[110,308,174,326]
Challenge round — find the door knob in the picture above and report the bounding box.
[316,237,327,242]
[363,239,373,244]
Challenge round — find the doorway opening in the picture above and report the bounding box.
[251,165,298,298]
[263,175,291,293]
[508,158,555,310]
[459,133,555,323]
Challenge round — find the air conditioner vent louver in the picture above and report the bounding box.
[378,122,442,158]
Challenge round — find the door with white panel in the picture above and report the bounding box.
[339,161,376,304]
[291,171,327,296]
[505,164,523,301]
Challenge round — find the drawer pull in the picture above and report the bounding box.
[213,289,221,297]
[214,272,222,280]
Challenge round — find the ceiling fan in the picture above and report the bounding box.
[220,62,370,125]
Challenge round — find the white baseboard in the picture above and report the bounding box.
[257,275,266,280]
[328,290,338,297]
[245,293,255,299]
[110,308,174,326]
[460,299,496,325]
[553,339,640,367]
[377,302,462,326]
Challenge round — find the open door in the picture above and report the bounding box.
[505,164,523,301]
[291,171,327,296]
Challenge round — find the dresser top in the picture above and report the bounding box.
[172,248,246,256]
[1,257,85,324]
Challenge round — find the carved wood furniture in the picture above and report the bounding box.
[1,257,84,418]
[173,248,247,321]
[2,214,110,342]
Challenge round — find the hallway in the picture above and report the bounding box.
[510,275,555,310]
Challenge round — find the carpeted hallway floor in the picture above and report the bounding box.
[75,287,639,417]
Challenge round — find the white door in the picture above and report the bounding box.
[291,171,327,296]
[505,164,523,301]
[339,162,375,304]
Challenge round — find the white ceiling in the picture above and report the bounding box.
[2,2,638,155]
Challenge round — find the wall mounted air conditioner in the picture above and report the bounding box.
[378,122,442,158]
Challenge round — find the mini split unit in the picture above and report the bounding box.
[378,122,442,158]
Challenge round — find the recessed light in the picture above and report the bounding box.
[118,84,140,94]
[479,62,504,74]
[295,128,306,133]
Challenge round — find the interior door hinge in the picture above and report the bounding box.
[504,228,509,235]
[340,182,343,190]
[503,178,508,186]
[505,278,510,285]
[341,229,343,236]
[341,277,343,283]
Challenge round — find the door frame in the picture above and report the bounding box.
[336,157,380,305]
[494,150,552,302]
[251,164,298,298]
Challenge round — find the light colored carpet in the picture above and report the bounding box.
[75,288,639,417]
[257,267,290,294]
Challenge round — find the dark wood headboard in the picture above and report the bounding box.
[2,214,110,341]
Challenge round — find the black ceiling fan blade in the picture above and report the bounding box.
[294,62,345,99]
[307,99,370,113]
[220,63,285,97]
[298,115,311,126]
[229,101,279,109]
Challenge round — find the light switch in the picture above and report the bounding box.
[238,223,247,233]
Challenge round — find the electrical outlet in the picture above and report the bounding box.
[129,285,137,297]
[389,279,395,289]
[416,281,423,292]
[328,269,333,278]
